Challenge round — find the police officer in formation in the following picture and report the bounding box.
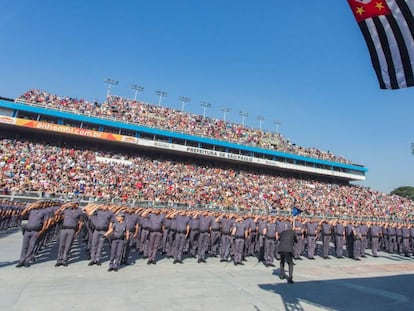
[171,210,190,264]
[143,209,165,264]
[104,212,129,271]
[55,202,84,267]
[87,204,115,266]
[122,207,140,265]
[263,217,277,267]
[293,217,305,259]
[197,211,213,263]
[333,219,345,258]
[368,221,381,257]
[0,201,23,231]
[12,201,414,270]
[320,219,332,259]
[304,218,319,259]
[218,213,234,262]
[16,201,60,267]
[231,217,247,265]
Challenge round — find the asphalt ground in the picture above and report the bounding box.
[1,229,414,311]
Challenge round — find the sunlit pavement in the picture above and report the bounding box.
[1,230,413,311]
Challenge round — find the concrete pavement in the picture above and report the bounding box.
[1,230,414,311]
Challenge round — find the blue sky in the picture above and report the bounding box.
[0,0,413,193]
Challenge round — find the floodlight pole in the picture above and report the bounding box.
[240,111,248,127]
[131,85,144,101]
[274,120,281,134]
[200,102,211,118]
[155,90,168,106]
[179,96,191,112]
[257,115,264,130]
[104,78,119,98]
[221,107,231,122]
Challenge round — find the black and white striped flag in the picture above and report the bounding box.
[348,0,414,89]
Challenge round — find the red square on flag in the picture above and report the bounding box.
[348,0,391,22]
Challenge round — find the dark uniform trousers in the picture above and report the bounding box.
[397,235,403,254]
[264,238,276,265]
[383,234,389,252]
[257,234,265,261]
[162,228,170,253]
[411,237,414,254]
[335,234,344,257]
[188,230,199,257]
[233,237,245,264]
[91,229,106,262]
[353,238,361,259]
[139,228,150,257]
[198,232,210,260]
[274,239,281,260]
[322,234,331,258]
[166,230,175,257]
[388,235,396,253]
[346,235,354,258]
[122,235,135,264]
[307,235,317,258]
[293,234,303,258]
[402,238,410,256]
[57,228,76,263]
[220,234,232,261]
[110,238,125,269]
[148,231,162,262]
[371,236,379,257]
[19,229,40,264]
[210,230,221,256]
[173,232,187,261]
[361,236,368,256]
[247,231,257,256]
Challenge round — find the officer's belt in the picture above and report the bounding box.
[26,227,41,232]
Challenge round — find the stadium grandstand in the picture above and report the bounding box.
[0,89,412,222]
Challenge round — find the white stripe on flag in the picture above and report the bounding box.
[365,18,392,88]
[388,0,414,85]
[404,0,414,13]
[379,15,407,88]
[390,2,414,59]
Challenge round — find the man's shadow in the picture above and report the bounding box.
[259,273,414,311]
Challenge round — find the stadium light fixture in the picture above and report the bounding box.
[200,101,211,118]
[179,96,191,112]
[239,111,248,127]
[274,120,281,134]
[257,115,264,130]
[104,78,119,98]
[155,90,168,106]
[131,85,144,101]
[221,107,231,122]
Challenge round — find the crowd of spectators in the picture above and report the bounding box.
[0,137,412,222]
[16,89,352,164]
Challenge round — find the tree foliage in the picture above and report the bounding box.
[391,186,414,201]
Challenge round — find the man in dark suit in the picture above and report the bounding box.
[278,224,297,284]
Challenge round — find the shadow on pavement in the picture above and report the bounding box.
[258,274,414,311]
